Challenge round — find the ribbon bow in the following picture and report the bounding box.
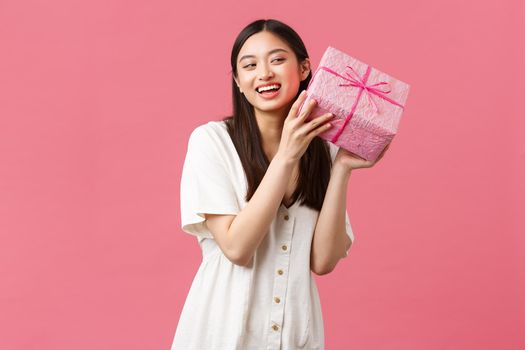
[312,64,404,143]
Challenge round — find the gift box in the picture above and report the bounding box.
[299,46,410,162]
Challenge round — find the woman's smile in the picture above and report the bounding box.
[257,84,282,99]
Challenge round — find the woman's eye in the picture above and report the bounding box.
[243,58,285,69]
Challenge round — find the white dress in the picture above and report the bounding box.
[171,120,355,350]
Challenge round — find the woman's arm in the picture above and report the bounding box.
[310,162,352,275]
[205,92,333,267]
[310,143,391,274]
[205,154,295,266]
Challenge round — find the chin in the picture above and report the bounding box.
[257,100,289,112]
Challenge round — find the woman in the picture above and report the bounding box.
[171,18,388,350]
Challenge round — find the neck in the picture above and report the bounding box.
[254,103,292,161]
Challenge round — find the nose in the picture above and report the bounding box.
[258,63,274,80]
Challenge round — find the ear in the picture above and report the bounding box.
[300,58,311,81]
[233,76,243,93]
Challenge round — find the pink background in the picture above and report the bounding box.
[0,0,523,349]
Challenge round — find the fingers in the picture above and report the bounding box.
[297,97,318,122]
[299,112,334,136]
[287,90,308,120]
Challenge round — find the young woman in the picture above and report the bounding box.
[171,18,388,350]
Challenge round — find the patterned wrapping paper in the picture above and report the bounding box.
[299,46,410,162]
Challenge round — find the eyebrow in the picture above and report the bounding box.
[239,48,289,62]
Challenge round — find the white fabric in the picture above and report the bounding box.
[171,121,355,350]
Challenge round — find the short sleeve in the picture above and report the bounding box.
[180,125,241,241]
[327,141,356,254]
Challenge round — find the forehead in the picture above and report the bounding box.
[238,31,291,62]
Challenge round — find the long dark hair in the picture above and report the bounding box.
[223,19,332,211]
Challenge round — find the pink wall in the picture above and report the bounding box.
[1,0,523,349]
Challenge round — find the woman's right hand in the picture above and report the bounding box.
[276,90,334,163]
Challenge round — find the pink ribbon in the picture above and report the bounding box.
[309,65,405,143]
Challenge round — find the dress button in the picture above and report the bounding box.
[281,245,288,251]
[277,269,284,275]
[284,215,289,221]
[274,297,281,303]
[272,324,279,331]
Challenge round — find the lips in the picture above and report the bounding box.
[255,83,281,93]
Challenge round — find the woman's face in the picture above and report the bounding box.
[234,31,310,116]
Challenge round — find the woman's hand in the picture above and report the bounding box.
[334,143,391,172]
[276,90,334,163]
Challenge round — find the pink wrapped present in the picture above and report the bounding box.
[299,46,410,162]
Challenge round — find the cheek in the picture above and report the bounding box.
[236,71,253,86]
[282,72,301,91]
[238,77,250,89]
[280,67,301,85]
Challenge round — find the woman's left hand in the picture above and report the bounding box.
[333,143,391,172]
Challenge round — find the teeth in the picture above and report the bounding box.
[257,84,280,92]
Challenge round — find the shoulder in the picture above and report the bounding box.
[188,120,230,150]
[186,120,235,164]
[189,121,228,145]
